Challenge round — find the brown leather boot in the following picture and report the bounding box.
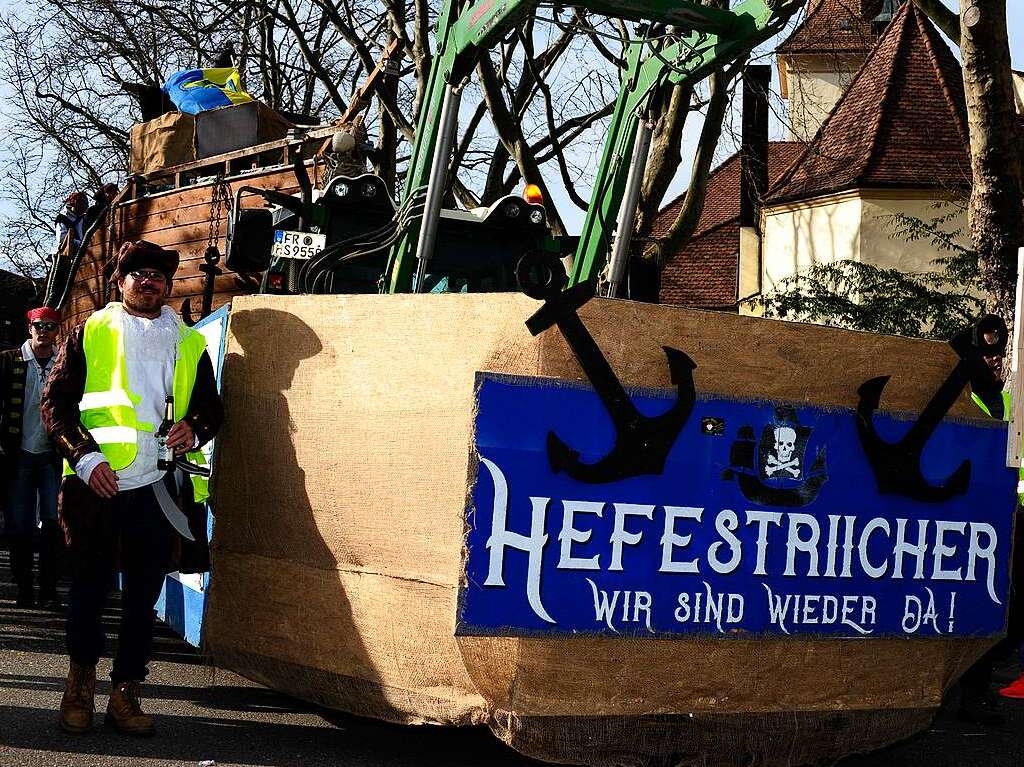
[105,680,155,736]
[59,662,95,734]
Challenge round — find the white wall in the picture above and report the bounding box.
[859,195,969,273]
[750,191,970,317]
[782,56,863,142]
[761,193,863,294]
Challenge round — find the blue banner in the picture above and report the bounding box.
[458,373,1017,639]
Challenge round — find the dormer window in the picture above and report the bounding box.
[838,18,854,30]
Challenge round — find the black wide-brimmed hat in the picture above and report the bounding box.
[115,240,179,281]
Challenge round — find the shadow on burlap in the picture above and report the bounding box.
[204,295,1004,767]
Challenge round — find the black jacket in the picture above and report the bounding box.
[0,346,30,460]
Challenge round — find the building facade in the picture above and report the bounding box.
[656,0,978,316]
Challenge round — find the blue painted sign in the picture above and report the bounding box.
[459,373,1018,639]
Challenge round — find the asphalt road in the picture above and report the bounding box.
[1,544,1022,767]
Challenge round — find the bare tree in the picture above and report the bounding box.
[959,0,1023,318]
[633,0,805,266]
[910,0,1022,319]
[0,0,627,258]
[0,0,806,283]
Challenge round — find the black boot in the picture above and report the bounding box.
[37,522,64,610]
[9,534,35,607]
[958,687,1006,727]
[958,649,1005,727]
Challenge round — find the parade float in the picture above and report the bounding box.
[54,0,1020,764]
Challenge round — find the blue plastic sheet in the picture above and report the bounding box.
[163,68,252,115]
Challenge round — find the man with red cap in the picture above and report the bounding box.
[41,240,223,736]
[0,306,64,608]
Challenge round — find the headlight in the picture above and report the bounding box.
[503,202,522,218]
[529,209,544,225]
[361,181,377,199]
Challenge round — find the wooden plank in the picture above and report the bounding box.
[120,218,236,249]
[65,288,239,327]
[125,165,319,221]
[1008,245,1024,468]
[119,176,305,227]
[140,127,336,183]
[63,154,336,321]
[70,264,249,298]
[72,264,247,295]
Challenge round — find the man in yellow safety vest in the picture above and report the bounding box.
[40,240,223,737]
[960,326,1024,723]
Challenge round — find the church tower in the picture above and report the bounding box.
[777,0,892,141]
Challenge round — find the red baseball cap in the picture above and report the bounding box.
[27,307,61,324]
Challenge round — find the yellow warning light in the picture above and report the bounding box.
[523,184,544,206]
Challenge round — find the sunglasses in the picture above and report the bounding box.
[128,269,168,284]
[31,321,58,332]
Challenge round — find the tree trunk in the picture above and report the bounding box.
[477,53,567,236]
[649,69,731,261]
[635,81,693,239]
[376,8,402,192]
[635,0,728,238]
[960,0,1023,318]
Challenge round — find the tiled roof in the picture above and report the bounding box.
[768,3,971,205]
[777,0,882,56]
[0,269,38,300]
[657,142,806,308]
[659,222,743,308]
[0,269,43,349]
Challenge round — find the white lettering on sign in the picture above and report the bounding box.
[557,500,603,571]
[476,459,1003,627]
[763,585,876,635]
[966,523,1000,603]
[586,579,654,633]
[673,582,744,634]
[659,506,702,574]
[480,458,553,623]
[708,510,742,574]
[610,504,655,571]
[902,587,942,634]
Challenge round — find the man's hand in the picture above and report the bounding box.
[89,462,119,499]
[166,420,195,455]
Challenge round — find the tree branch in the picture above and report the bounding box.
[649,68,732,261]
[911,0,961,45]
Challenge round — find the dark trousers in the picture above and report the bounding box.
[66,483,174,683]
[4,450,62,597]
[962,513,1024,696]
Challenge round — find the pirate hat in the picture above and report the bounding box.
[115,240,179,281]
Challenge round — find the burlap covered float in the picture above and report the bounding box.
[205,293,1014,766]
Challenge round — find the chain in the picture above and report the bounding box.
[207,175,232,253]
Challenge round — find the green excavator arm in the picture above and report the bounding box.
[384,0,794,295]
[570,0,783,291]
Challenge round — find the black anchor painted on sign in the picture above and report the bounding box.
[516,252,696,484]
[856,313,1007,503]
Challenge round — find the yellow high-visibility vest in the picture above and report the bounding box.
[971,389,1024,502]
[63,304,210,502]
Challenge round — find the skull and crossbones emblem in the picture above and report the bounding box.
[765,425,800,478]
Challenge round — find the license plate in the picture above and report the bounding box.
[271,230,326,260]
